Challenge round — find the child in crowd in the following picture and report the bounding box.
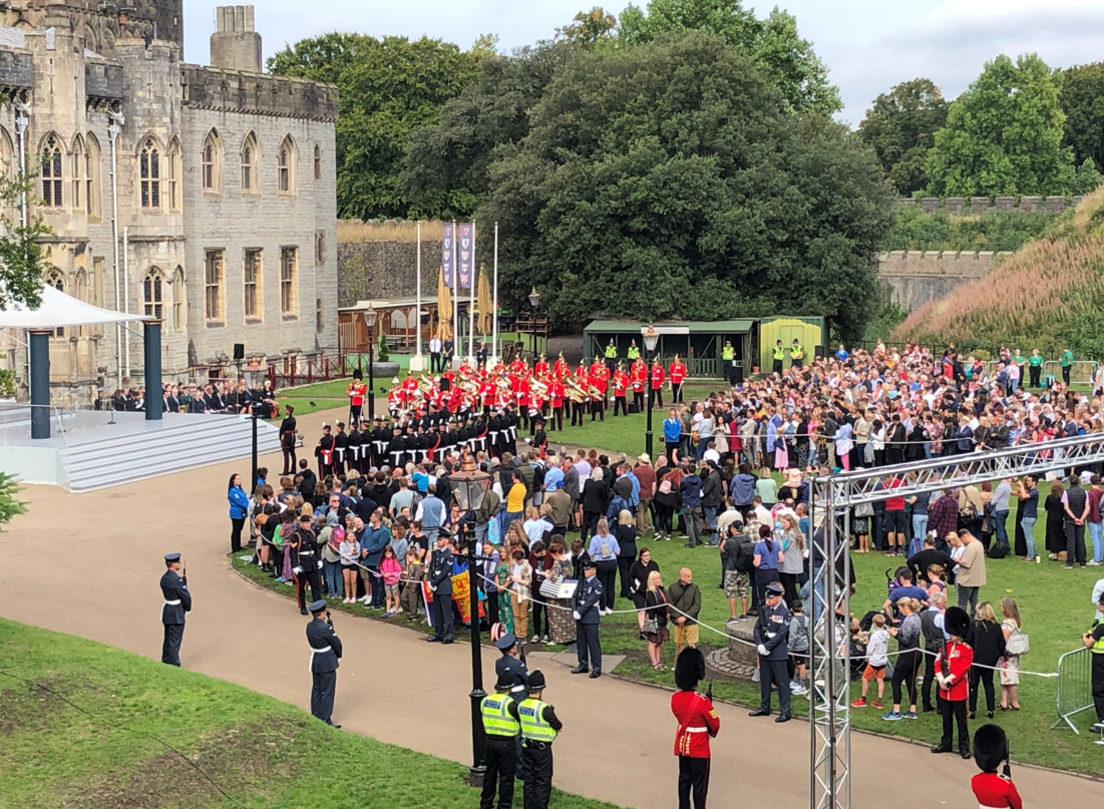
[853,613,889,708]
[380,545,403,618]
[400,549,425,621]
[787,600,809,695]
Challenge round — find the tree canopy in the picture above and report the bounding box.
[478,33,891,340]
[268,32,484,220]
[1060,62,1104,175]
[0,170,51,310]
[857,78,948,197]
[924,53,1097,198]
[617,0,840,113]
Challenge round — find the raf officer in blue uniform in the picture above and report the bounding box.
[426,529,455,644]
[495,632,530,696]
[749,581,792,722]
[306,599,343,727]
[571,559,603,678]
[160,552,191,666]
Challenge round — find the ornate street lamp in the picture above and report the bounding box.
[528,287,541,363]
[451,453,494,781]
[363,304,378,418]
[642,325,659,459]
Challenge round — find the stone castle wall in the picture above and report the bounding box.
[877,250,1012,311]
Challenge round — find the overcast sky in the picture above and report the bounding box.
[183,0,1104,125]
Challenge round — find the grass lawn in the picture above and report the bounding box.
[234,509,1104,776]
[0,617,624,809]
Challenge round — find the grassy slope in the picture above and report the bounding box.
[236,512,1104,777]
[0,618,623,809]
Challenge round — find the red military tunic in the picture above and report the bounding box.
[971,772,1022,809]
[671,690,720,758]
[553,357,569,380]
[651,364,666,390]
[935,641,973,701]
[551,381,565,409]
[669,361,686,386]
[612,371,628,397]
[347,381,366,406]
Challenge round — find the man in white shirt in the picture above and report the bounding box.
[429,336,443,374]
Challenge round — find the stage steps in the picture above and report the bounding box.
[64,415,282,492]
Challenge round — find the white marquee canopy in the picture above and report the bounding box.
[0,284,148,329]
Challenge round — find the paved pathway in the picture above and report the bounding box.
[1,408,1099,809]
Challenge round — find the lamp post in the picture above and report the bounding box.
[451,454,493,782]
[642,324,658,459]
[528,286,541,364]
[363,305,378,419]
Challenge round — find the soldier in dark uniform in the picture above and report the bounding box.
[387,425,405,470]
[292,514,323,615]
[369,418,385,469]
[315,423,335,478]
[160,552,191,667]
[531,418,548,458]
[346,422,362,475]
[506,407,520,457]
[333,422,349,476]
[495,632,530,696]
[518,670,563,809]
[426,530,455,643]
[489,410,504,458]
[306,599,343,727]
[279,405,298,475]
[749,581,792,722]
[481,670,522,809]
[402,423,418,467]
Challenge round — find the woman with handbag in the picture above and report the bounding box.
[998,598,1026,710]
[643,570,670,670]
[541,540,576,645]
[629,548,661,636]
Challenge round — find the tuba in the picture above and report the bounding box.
[565,379,587,403]
[530,379,549,399]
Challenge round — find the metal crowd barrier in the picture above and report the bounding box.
[1051,646,1094,733]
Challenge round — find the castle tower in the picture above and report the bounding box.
[210,5,263,74]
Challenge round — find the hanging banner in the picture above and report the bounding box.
[458,223,474,290]
[441,223,455,289]
[421,570,486,626]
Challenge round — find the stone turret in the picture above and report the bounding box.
[210,5,262,74]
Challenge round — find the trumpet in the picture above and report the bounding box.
[565,380,587,403]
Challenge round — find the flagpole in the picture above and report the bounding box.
[492,222,499,365]
[468,222,476,365]
[414,220,423,371]
[452,220,459,370]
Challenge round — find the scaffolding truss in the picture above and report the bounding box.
[808,432,1104,809]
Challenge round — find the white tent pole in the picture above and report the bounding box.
[452,220,458,368]
[123,226,130,378]
[468,222,476,364]
[415,221,422,359]
[492,223,498,364]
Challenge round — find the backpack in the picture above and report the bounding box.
[987,541,1009,559]
[531,464,546,493]
[734,535,756,574]
[659,478,672,495]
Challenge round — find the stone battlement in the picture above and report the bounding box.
[180,64,338,122]
[878,250,1013,277]
[896,196,1080,214]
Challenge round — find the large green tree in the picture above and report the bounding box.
[1059,62,1104,175]
[269,33,483,220]
[617,0,840,113]
[925,53,1096,198]
[478,33,891,340]
[857,78,948,196]
[403,42,572,220]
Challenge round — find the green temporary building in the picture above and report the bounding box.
[582,316,827,380]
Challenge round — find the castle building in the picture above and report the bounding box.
[0,1,338,397]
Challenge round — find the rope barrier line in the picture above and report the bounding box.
[0,667,244,806]
[265,558,1059,678]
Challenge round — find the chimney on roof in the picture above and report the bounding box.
[210,5,262,73]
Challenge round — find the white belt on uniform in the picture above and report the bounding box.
[683,726,708,733]
[164,599,181,606]
[309,644,332,672]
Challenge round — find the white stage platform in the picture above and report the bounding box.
[0,408,282,491]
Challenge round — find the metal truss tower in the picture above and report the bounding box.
[808,433,1104,809]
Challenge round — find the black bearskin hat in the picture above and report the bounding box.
[945,606,971,638]
[973,723,1008,773]
[674,647,706,692]
[353,369,363,380]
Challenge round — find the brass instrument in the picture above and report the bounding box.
[530,379,549,398]
[565,379,587,403]
[417,375,435,394]
[587,384,602,399]
[496,377,512,391]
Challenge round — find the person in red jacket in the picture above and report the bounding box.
[651,358,666,408]
[932,606,974,758]
[612,363,629,417]
[669,355,687,404]
[971,723,1022,809]
[672,647,719,809]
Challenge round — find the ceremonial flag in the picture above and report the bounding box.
[442,223,455,289]
[458,223,474,289]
